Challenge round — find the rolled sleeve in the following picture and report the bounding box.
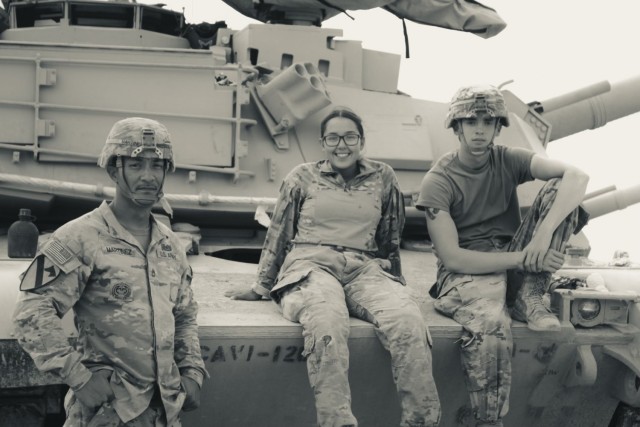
[180,367,205,388]
[251,282,271,298]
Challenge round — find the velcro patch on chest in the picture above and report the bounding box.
[157,243,177,259]
[111,282,133,301]
[105,246,134,256]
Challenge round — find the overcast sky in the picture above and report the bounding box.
[158,0,640,261]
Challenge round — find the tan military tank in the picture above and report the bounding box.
[0,1,639,426]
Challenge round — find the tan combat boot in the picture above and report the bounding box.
[511,274,561,331]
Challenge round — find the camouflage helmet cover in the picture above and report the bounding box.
[445,85,510,129]
[98,117,175,171]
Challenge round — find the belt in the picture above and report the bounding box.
[293,242,373,256]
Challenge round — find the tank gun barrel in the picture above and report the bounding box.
[541,75,640,141]
[583,185,617,201]
[582,184,640,220]
[538,81,610,114]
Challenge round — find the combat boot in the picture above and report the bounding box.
[511,274,560,332]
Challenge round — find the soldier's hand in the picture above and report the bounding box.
[540,249,565,273]
[522,231,553,272]
[75,370,114,409]
[181,376,201,411]
[225,286,262,301]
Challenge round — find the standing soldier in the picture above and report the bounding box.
[13,117,208,426]
[416,86,589,427]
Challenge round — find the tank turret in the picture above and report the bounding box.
[0,0,639,232]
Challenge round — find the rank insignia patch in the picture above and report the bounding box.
[20,255,62,291]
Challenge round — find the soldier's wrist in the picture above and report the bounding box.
[67,364,94,392]
[251,283,270,298]
[513,252,526,271]
[180,368,204,388]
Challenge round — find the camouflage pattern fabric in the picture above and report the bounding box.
[98,117,174,171]
[434,273,512,423]
[507,178,588,260]
[64,396,168,427]
[252,158,405,299]
[13,201,207,425]
[434,179,588,423]
[444,85,510,129]
[279,247,441,427]
[506,178,588,305]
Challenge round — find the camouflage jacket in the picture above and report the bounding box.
[13,201,207,424]
[253,158,405,297]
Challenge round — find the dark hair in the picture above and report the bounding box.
[320,106,364,138]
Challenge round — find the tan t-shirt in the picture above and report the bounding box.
[416,145,535,249]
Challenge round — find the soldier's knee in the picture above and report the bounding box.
[307,310,350,338]
[483,303,509,324]
[464,302,510,337]
[396,309,426,338]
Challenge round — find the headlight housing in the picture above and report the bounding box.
[551,289,637,328]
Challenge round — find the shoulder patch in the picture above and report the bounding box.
[41,238,82,273]
[20,255,62,291]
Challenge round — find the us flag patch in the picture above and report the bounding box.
[44,239,73,265]
[20,255,62,291]
[41,238,81,273]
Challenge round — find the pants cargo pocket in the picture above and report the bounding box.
[457,273,507,306]
[279,271,318,322]
[433,275,472,317]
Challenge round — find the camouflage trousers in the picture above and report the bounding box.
[279,246,441,427]
[434,179,588,423]
[64,390,174,427]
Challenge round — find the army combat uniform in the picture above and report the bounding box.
[416,146,588,423]
[252,158,441,427]
[13,201,207,426]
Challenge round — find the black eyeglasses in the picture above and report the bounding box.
[322,133,361,147]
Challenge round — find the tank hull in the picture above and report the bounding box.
[2,2,640,426]
[1,246,638,427]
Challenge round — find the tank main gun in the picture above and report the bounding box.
[505,76,640,143]
[582,184,640,220]
[544,76,640,141]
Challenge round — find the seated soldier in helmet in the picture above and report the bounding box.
[415,86,590,427]
[13,117,208,427]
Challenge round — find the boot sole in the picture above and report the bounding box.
[527,322,561,332]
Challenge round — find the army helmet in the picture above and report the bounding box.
[445,85,510,129]
[98,117,175,171]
